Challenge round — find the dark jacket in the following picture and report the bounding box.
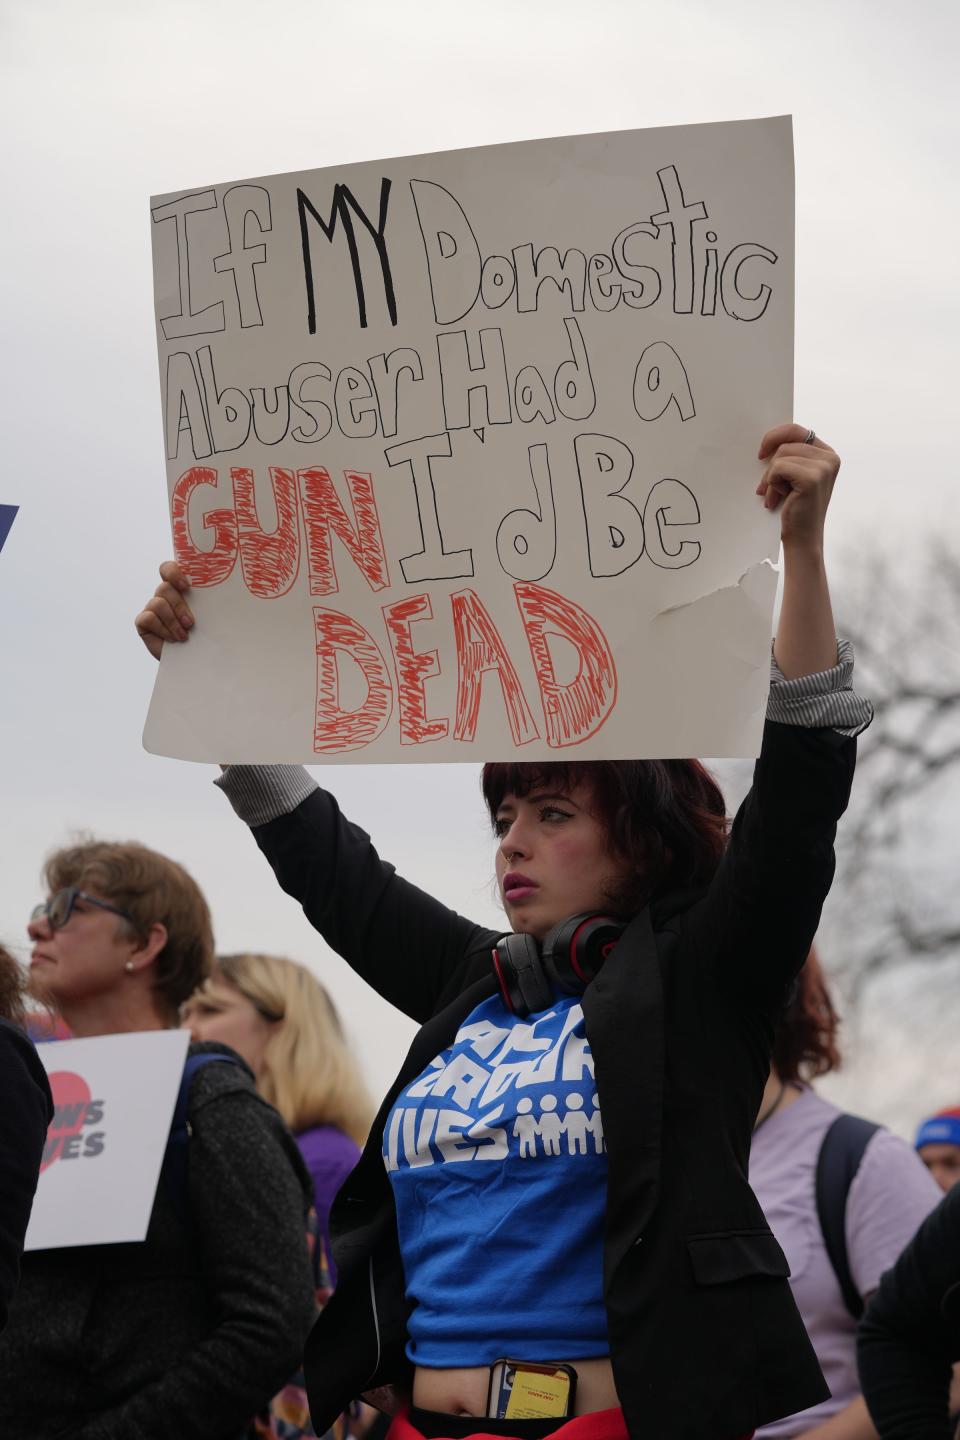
[0,1041,317,1440]
[858,1181,960,1438]
[0,1018,53,1332]
[247,721,854,1440]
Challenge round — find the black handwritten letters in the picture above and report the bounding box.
[298,179,397,333]
[159,162,774,463]
[411,167,777,325]
[153,187,274,339]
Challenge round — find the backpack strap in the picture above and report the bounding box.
[815,1112,882,1319]
[162,1051,245,1226]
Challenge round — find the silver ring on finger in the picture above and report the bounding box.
[802,428,816,445]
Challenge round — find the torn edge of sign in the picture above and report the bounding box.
[653,557,780,622]
[652,558,780,732]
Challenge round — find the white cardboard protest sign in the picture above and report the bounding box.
[144,116,792,764]
[25,1030,189,1250]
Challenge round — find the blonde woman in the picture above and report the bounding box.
[182,952,372,1275]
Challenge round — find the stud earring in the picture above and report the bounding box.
[124,960,135,973]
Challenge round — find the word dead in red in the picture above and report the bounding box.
[309,578,619,753]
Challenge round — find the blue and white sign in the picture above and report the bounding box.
[0,505,18,556]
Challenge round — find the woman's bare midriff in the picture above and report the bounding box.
[412,1359,619,1418]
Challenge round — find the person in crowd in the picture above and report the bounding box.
[858,1181,960,1437]
[137,422,870,1440]
[914,1107,960,1194]
[0,840,317,1440]
[0,944,53,1333]
[749,949,941,1439]
[181,951,372,1279]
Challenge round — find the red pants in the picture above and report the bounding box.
[386,1405,753,1440]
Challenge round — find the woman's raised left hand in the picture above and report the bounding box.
[757,423,840,552]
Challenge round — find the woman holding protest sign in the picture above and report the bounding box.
[137,422,872,1440]
[0,840,318,1440]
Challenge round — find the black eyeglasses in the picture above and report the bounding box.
[30,888,137,932]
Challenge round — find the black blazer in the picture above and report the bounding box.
[250,721,854,1439]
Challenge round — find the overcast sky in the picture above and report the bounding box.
[1,0,957,1126]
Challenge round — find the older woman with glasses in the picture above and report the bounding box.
[0,838,318,1440]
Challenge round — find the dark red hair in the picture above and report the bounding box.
[481,757,728,911]
[772,946,841,1083]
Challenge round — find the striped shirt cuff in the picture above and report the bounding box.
[767,637,873,736]
[214,764,318,827]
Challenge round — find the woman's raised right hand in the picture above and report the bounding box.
[135,561,194,660]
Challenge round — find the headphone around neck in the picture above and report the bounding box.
[491,913,625,1017]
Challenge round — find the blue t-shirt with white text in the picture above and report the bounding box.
[384,991,609,1367]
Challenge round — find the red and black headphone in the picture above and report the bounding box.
[491,913,625,1017]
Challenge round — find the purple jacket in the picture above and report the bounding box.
[296,1124,361,1284]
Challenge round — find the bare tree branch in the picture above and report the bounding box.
[823,539,960,1006]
